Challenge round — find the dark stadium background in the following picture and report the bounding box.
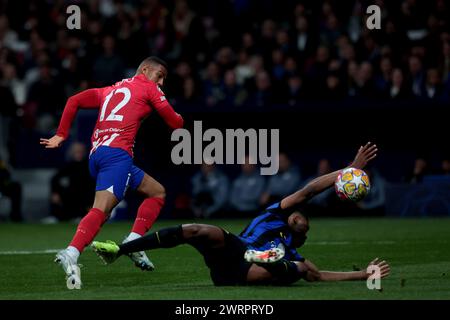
[0,0,449,222]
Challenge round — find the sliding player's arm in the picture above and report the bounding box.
[280,142,378,210]
[40,88,102,148]
[301,258,390,282]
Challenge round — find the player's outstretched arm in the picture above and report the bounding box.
[280,142,377,210]
[40,88,102,149]
[302,257,390,282]
[156,105,184,129]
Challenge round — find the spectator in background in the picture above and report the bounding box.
[202,61,224,107]
[359,34,381,63]
[220,69,247,107]
[284,74,306,106]
[347,60,360,97]
[385,68,412,100]
[246,71,273,107]
[422,68,444,100]
[234,50,254,86]
[44,142,95,223]
[170,61,200,106]
[191,163,229,218]
[324,72,346,101]
[0,15,28,54]
[305,45,330,97]
[337,39,356,67]
[172,0,195,44]
[295,15,317,63]
[275,29,293,56]
[229,156,265,217]
[241,32,258,56]
[284,56,299,79]
[260,153,302,206]
[0,79,18,164]
[271,49,286,81]
[357,168,386,216]
[92,35,125,86]
[170,61,193,98]
[0,63,26,107]
[439,41,450,84]
[320,13,342,47]
[440,158,450,175]
[215,46,236,72]
[177,77,200,106]
[408,55,425,97]
[375,57,393,93]
[26,62,65,131]
[0,157,22,222]
[60,52,85,97]
[259,19,277,64]
[354,62,377,99]
[406,157,430,184]
[116,14,148,73]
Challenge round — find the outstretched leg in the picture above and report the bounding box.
[122,172,166,271]
[55,190,117,289]
[118,224,225,256]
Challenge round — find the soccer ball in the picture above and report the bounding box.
[335,167,371,202]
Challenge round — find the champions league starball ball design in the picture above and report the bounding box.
[335,168,371,202]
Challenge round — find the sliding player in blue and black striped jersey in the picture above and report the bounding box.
[92,142,390,286]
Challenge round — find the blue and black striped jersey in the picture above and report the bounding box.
[238,202,304,261]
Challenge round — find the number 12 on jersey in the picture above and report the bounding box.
[99,87,131,122]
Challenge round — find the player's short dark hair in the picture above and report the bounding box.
[140,56,169,71]
[291,204,310,223]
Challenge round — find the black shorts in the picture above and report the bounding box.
[192,229,252,286]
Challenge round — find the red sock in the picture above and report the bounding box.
[131,197,165,236]
[69,208,108,253]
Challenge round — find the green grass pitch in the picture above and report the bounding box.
[0,218,449,300]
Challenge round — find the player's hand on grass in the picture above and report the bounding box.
[40,135,65,149]
[366,257,390,279]
[351,142,378,169]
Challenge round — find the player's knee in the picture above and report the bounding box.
[182,223,208,238]
[92,191,118,216]
[153,185,166,199]
[182,223,200,236]
[144,182,166,199]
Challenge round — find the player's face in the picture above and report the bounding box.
[288,213,309,234]
[143,64,168,87]
[289,214,309,248]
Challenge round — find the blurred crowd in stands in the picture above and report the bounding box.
[0,0,450,132]
[1,0,450,221]
[184,152,450,219]
[2,140,449,222]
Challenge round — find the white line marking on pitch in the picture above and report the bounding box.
[0,249,62,255]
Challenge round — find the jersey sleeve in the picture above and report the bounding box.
[56,88,103,139]
[265,202,291,217]
[147,83,184,129]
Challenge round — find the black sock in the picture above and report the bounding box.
[119,225,184,256]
